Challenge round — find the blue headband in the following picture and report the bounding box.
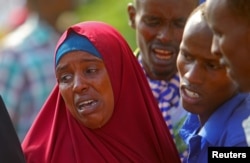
[55,31,102,66]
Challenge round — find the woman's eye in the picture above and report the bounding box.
[86,68,97,74]
[59,74,72,83]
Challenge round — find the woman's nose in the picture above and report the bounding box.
[73,74,88,93]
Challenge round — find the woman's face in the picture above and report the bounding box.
[56,51,114,129]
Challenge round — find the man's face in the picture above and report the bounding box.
[205,0,250,92]
[128,0,196,80]
[177,11,237,123]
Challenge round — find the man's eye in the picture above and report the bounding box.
[181,52,193,62]
[212,28,222,38]
[207,63,221,70]
[144,17,161,26]
[174,19,186,28]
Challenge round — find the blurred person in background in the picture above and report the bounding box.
[0,0,81,141]
[0,0,27,38]
[127,0,199,161]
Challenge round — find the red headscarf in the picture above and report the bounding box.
[22,21,180,163]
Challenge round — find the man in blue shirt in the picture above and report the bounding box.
[205,0,250,146]
[177,4,250,163]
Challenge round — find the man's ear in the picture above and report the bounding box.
[127,3,136,29]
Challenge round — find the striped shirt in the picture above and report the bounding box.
[0,14,58,141]
[138,53,188,161]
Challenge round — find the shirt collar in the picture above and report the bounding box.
[198,93,247,145]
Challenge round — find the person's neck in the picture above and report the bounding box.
[143,66,177,81]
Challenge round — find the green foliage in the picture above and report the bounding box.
[76,0,137,50]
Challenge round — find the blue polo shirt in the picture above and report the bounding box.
[180,93,250,163]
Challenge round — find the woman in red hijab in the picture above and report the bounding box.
[22,21,180,163]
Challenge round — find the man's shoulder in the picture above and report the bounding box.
[133,48,140,58]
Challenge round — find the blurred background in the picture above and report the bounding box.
[76,0,136,50]
[0,0,136,50]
